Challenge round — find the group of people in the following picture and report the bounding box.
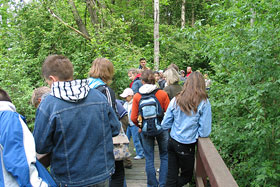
[0,56,212,187]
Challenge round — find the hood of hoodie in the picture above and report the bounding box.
[139,84,157,94]
[0,101,16,112]
[51,79,90,102]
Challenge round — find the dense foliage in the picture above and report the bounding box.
[0,0,279,186]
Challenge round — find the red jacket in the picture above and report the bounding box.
[129,74,141,88]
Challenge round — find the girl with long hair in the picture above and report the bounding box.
[161,71,212,186]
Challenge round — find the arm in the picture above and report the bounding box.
[159,91,170,112]
[161,100,175,130]
[108,104,121,137]
[131,93,141,126]
[33,107,54,154]
[1,112,48,186]
[198,100,212,137]
[131,80,142,94]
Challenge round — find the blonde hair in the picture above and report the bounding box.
[163,68,180,85]
[128,68,143,75]
[89,58,114,83]
[31,86,51,108]
[128,68,138,75]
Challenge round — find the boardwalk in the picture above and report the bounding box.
[125,144,160,187]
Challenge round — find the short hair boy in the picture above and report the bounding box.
[139,58,150,70]
[33,55,120,186]
[0,88,56,186]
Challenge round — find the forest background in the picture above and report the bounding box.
[0,0,279,186]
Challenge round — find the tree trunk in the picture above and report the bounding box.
[154,0,160,70]
[191,1,195,27]
[181,0,186,28]
[250,8,256,27]
[68,0,90,37]
[85,0,98,29]
[96,0,106,28]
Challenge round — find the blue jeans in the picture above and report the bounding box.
[87,179,109,187]
[140,130,169,187]
[126,125,144,157]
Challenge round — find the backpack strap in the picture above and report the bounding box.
[96,85,119,119]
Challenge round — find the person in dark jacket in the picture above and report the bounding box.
[163,68,182,100]
[158,70,166,90]
[33,55,120,187]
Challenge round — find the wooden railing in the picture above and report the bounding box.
[195,138,239,187]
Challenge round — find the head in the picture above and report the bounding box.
[204,73,208,79]
[89,58,114,84]
[31,86,51,108]
[0,88,12,102]
[163,68,180,85]
[139,58,147,68]
[154,71,160,82]
[167,63,179,72]
[158,70,164,78]
[141,70,155,85]
[187,66,192,73]
[180,70,185,77]
[120,88,134,102]
[42,55,74,86]
[128,68,138,81]
[176,71,207,115]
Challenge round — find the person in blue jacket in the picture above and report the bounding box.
[0,88,56,187]
[161,71,212,187]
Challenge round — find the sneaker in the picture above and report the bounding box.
[134,155,144,160]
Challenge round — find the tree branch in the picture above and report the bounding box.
[48,8,91,41]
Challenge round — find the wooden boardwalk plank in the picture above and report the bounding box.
[125,141,160,187]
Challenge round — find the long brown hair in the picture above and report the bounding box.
[176,71,208,115]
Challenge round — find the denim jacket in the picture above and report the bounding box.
[161,98,212,144]
[33,80,120,186]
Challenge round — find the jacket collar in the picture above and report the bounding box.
[88,77,106,89]
[0,101,16,112]
[139,84,157,94]
[51,79,90,102]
